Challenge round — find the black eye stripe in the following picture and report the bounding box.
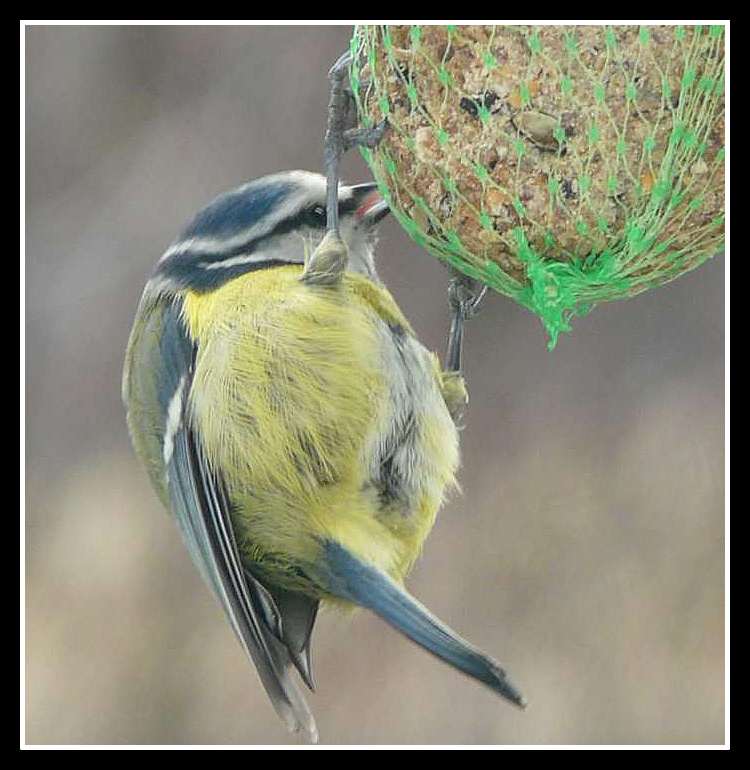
[156,195,363,286]
[338,197,358,216]
[304,200,359,227]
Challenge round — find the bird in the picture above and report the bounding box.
[122,169,526,743]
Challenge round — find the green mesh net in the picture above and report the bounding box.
[350,25,725,348]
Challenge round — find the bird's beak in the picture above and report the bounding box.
[350,182,390,225]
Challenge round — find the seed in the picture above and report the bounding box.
[512,111,560,150]
[486,187,511,214]
[414,127,439,163]
[691,158,709,176]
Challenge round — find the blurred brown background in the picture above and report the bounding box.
[25,25,724,745]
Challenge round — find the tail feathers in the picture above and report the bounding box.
[246,612,318,742]
[320,540,527,709]
[259,575,319,692]
[242,569,320,741]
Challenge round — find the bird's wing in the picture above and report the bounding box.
[157,299,319,742]
[318,539,527,710]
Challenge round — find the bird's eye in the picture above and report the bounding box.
[307,205,327,227]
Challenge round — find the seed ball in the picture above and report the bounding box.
[351,25,725,345]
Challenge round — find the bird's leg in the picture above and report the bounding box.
[446,269,487,373]
[303,51,387,286]
[441,269,488,424]
[322,51,355,238]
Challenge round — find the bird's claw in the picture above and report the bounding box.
[342,119,389,152]
[328,50,353,81]
[448,273,488,322]
[445,270,488,373]
[322,50,388,236]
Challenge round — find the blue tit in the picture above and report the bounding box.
[122,170,525,742]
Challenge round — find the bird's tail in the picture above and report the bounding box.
[318,540,527,709]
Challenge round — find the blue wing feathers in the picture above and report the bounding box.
[155,298,319,741]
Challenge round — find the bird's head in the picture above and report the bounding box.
[150,170,390,294]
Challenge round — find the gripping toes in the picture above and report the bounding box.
[343,119,389,152]
[323,51,388,238]
[445,269,488,374]
[448,272,488,322]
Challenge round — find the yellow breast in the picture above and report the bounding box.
[180,266,459,595]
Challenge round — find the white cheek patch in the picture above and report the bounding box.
[198,252,281,270]
[163,375,187,467]
[339,218,378,281]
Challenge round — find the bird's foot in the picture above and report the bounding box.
[322,51,388,235]
[445,269,488,373]
[448,270,488,322]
